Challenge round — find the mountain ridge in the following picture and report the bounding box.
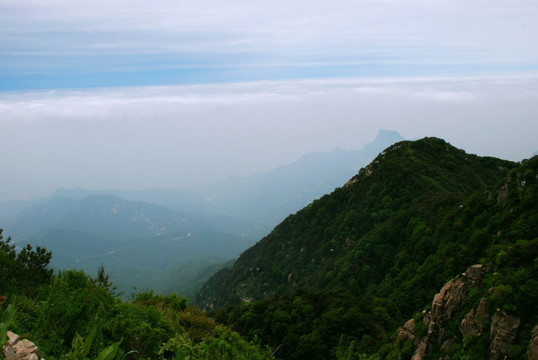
[1,129,405,297]
[4,194,201,238]
[0,129,404,239]
[196,137,517,311]
[200,137,536,359]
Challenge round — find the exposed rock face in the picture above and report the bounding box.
[459,290,491,338]
[430,266,483,328]
[400,264,485,359]
[489,311,520,360]
[396,264,531,359]
[430,264,484,323]
[2,331,43,360]
[397,319,416,345]
[411,338,427,360]
[6,331,19,345]
[528,325,538,360]
[440,337,457,352]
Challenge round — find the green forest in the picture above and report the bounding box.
[0,230,273,359]
[199,138,537,359]
[1,138,537,359]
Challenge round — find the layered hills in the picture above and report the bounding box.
[0,130,403,296]
[3,129,402,239]
[3,194,253,296]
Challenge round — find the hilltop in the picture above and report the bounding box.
[197,137,517,311]
[196,137,537,359]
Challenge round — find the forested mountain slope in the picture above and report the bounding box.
[196,138,517,313]
[197,137,537,359]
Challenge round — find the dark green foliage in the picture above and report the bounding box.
[377,155,538,360]
[14,269,119,357]
[106,301,173,359]
[0,229,52,296]
[0,302,16,346]
[197,138,516,313]
[216,289,400,359]
[198,138,537,359]
[0,235,272,360]
[60,327,123,360]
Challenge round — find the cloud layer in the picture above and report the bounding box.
[2,1,537,201]
[1,75,537,202]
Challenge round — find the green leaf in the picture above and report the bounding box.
[95,340,122,360]
[0,304,16,345]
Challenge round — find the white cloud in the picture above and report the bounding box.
[1,74,537,202]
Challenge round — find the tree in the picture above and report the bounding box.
[0,229,52,296]
[93,264,116,294]
[0,230,20,295]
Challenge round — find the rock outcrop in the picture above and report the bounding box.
[528,325,538,360]
[396,264,531,360]
[397,319,416,345]
[2,331,44,360]
[399,264,486,360]
[489,310,520,360]
[459,289,491,338]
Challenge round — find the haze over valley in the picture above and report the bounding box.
[0,130,403,296]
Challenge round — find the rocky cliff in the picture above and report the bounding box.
[398,264,537,360]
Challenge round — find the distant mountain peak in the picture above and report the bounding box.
[375,128,403,140]
[359,129,404,159]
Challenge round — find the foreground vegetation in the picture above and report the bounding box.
[0,230,272,359]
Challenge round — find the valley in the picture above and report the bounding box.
[0,130,403,298]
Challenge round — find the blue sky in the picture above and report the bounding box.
[2,0,537,90]
[1,0,537,202]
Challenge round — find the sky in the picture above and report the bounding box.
[1,0,537,202]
